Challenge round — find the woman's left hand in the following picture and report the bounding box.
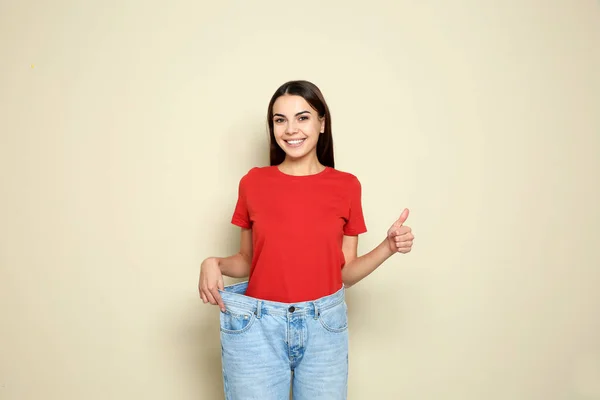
[386,208,414,254]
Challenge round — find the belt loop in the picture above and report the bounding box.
[256,300,263,319]
[313,302,319,320]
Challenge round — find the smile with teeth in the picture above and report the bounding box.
[285,138,306,147]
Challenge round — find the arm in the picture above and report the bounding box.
[341,208,414,288]
[341,236,394,288]
[215,228,253,278]
[199,227,252,311]
[200,171,254,310]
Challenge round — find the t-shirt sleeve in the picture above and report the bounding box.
[343,176,367,235]
[231,173,252,229]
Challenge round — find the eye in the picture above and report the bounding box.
[274,118,285,124]
[298,115,309,121]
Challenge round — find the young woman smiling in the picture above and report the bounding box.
[199,80,414,400]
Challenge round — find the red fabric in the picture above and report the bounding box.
[231,166,367,303]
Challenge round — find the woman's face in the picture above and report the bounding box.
[272,94,325,162]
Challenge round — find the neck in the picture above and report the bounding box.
[278,154,325,176]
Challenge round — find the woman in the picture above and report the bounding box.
[199,80,414,399]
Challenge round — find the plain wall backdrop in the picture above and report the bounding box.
[1,0,599,399]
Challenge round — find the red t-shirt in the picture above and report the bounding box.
[231,166,367,303]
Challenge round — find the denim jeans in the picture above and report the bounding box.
[218,281,349,400]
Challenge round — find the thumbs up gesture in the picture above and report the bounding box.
[386,208,414,254]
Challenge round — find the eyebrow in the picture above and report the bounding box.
[273,110,311,118]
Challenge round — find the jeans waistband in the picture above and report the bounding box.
[218,281,345,317]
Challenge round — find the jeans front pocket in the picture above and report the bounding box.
[220,306,256,334]
[318,301,348,333]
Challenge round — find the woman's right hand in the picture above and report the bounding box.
[199,257,226,312]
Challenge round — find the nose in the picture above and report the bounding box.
[285,121,299,135]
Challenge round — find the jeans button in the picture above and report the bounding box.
[288,306,295,313]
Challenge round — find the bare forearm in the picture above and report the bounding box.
[341,238,394,288]
[213,253,251,278]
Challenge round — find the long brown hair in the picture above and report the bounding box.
[266,80,334,168]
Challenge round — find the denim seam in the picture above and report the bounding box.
[286,318,293,369]
[222,307,253,318]
[315,297,344,313]
[220,313,257,335]
[317,302,348,333]
[222,295,345,317]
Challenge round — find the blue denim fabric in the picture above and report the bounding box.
[218,281,349,400]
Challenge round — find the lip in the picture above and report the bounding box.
[284,138,306,148]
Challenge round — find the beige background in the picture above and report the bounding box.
[1,0,599,399]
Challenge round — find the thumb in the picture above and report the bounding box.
[397,208,410,225]
[218,277,225,291]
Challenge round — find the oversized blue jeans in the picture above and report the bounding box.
[218,281,349,399]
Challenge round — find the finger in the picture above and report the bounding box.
[389,228,404,238]
[199,283,207,302]
[393,227,411,238]
[396,208,410,225]
[396,242,413,250]
[396,240,413,248]
[394,232,413,242]
[204,287,218,306]
[217,278,226,311]
[200,273,209,302]
[198,278,205,300]
[210,287,226,312]
[398,225,412,234]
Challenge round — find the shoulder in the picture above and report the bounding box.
[327,167,362,187]
[238,166,274,185]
